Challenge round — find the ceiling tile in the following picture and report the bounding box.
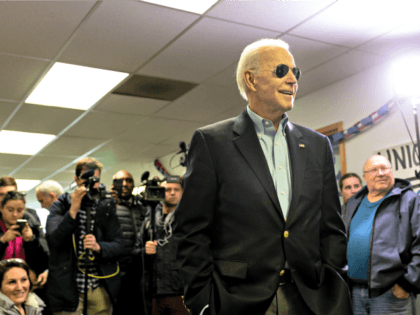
[21,156,76,171]
[136,144,179,162]
[204,63,238,89]
[115,117,202,145]
[207,0,335,32]
[0,54,49,101]
[40,136,104,157]
[281,35,349,72]
[0,154,30,171]
[62,111,142,139]
[358,20,420,59]
[6,104,83,135]
[203,104,245,125]
[91,140,155,164]
[0,101,18,127]
[96,94,169,116]
[290,1,420,48]
[153,83,246,122]
[12,169,55,181]
[296,50,387,98]
[59,1,200,72]
[0,2,95,59]
[138,17,280,83]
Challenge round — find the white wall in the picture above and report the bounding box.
[289,60,415,183]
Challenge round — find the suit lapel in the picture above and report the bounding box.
[232,110,282,217]
[285,122,308,220]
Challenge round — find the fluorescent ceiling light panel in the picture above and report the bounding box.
[16,180,41,192]
[142,0,218,14]
[0,130,56,155]
[26,62,129,110]
[392,55,420,97]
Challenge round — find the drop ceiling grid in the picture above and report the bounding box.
[58,1,201,73]
[0,1,96,59]
[137,17,282,83]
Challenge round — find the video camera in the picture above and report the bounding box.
[80,169,113,204]
[141,171,165,202]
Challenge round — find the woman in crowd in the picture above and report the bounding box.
[0,192,48,286]
[0,258,45,314]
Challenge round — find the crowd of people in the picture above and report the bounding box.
[0,37,419,315]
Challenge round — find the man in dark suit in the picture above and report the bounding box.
[174,38,352,315]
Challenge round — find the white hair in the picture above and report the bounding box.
[36,180,64,197]
[236,38,290,100]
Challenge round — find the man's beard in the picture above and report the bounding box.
[164,200,178,208]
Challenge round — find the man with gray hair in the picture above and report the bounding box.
[36,180,64,210]
[174,38,351,315]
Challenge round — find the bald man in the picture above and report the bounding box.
[112,170,147,315]
[346,155,420,314]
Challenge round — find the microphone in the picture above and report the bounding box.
[141,171,150,183]
[176,141,187,154]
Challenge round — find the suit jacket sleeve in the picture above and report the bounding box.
[174,129,217,314]
[320,138,348,275]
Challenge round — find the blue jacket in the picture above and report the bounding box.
[345,178,420,296]
[46,192,125,312]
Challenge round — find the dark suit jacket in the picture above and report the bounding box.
[174,110,352,315]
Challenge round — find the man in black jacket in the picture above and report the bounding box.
[111,170,147,315]
[142,176,189,315]
[46,157,124,315]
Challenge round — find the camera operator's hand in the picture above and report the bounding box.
[0,225,21,243]
[69,186,87,219]
[21,223,33,242]
[34,270,48,289]
[110,187,120,206]
[145,240,157,255]
[82,234,101,253]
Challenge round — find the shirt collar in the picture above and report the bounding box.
[246,105,289,135]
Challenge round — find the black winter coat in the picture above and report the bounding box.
[46,193,125,313]
[141,204,183,297]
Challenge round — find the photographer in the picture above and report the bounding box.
[111,170,147,315]
[46,157,124,315]
[0,191,48,282]
[141,176,188,315]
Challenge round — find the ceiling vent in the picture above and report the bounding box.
[112,74,198,101]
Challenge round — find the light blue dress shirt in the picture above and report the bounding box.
[247,106,292,219]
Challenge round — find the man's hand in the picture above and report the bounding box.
[82,234,101,253]
[110,187,120,207]
[21,223,33,242]
[145,240,157,255]
[34,270,48,289]
[392,283,409,299]
[0,225,21,243]
[69,186,87,219]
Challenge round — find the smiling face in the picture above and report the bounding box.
[113,170,134,199]
[248,46,298,118]
[0,267,30,308]
[363,155,395,198]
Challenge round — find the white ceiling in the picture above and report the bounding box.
[1,0,420,200]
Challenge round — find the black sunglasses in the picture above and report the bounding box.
[274,64,301,81]
[6,191,26,198]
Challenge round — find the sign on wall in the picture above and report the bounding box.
[377,141,420,190]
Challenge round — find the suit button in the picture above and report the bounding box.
[279,270,285,276]
[284,231,289,238]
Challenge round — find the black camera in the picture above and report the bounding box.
[80,170,113,204]
[141,172,165,202]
